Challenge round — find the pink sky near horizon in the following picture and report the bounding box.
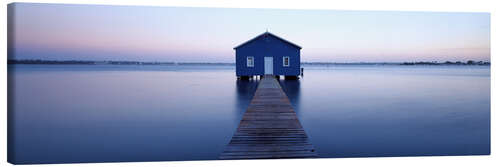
[8,3,491,62]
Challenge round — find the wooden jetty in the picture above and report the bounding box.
[220,75,317,159]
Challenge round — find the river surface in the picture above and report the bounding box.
[8,64,490,163]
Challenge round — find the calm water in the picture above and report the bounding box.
[8,64,490,164]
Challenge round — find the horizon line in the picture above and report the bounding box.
[7,59,491,64]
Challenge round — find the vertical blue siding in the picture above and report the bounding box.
[235,33,300,76]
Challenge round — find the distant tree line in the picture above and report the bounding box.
[8,59,180,65]
[106,61,175,65]
[8,59,96,64]
[176,62,234,66]
[8,59,490,66]
[301,62,399,65]
[7,59,234,65]
[401,60,490,65]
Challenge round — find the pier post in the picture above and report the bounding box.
[238,76,250,80]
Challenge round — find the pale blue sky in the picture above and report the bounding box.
[9,3,490,62]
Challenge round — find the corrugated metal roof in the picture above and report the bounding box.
[233,32,302,50]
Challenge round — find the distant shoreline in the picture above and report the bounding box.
[7,59,490,66]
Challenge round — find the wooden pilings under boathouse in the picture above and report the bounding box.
[237,75,300,80]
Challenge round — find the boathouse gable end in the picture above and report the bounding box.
[235,32,301,78]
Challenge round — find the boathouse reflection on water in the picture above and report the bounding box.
[234,78,302,120]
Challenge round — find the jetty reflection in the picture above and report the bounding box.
[234,79,259,121]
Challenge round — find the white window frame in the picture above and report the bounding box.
[283,56,290,67]
[247,56,254,67]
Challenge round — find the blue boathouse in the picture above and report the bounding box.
[234,32,302,80]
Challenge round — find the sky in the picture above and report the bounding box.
[8,3,490,63]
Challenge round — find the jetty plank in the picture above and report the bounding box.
[220,75,317,159]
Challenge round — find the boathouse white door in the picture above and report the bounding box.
[264,57,273,75]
